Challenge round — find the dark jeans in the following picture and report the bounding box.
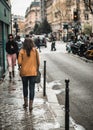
[22,76,36,100]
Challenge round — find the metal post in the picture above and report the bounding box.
[65,79,70,130]
[14,18,18,37]
[43,60,46,96]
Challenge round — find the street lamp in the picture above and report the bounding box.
[13,18,19,36]
[72,0,81,41]
[10,0,17,34]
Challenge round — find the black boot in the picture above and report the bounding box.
[29,100,33,111]
[12,71,15,77]
[9,72,12,81]
[23,97,28,108]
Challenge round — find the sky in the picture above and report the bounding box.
[11,0,33,16]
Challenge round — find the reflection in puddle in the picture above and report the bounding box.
[0,72,61,130]
[8,81,16,93]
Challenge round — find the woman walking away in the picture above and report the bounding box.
[6,34,18,81]
[18,38,40,111]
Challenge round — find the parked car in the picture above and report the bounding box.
[34,35,47,48]
[40,37,47,47]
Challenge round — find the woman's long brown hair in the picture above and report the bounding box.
[23,38,35,57]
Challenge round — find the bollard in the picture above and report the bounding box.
[43,60,46,96]
[65,79,70,130]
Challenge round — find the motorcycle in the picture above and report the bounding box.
[71,40,87,56]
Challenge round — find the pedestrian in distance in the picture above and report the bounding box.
[51,35,56,51]
[6,34,18,81]
[15,35,23,58]
[25,34,29,39]
[36,37,41,52]
[18,38,40,111]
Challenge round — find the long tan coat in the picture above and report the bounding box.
[18,48,40,77]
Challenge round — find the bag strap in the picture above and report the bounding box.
[36,49,39,70]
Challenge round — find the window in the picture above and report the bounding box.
[85,14,89,20]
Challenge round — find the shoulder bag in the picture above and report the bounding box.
[35,50,41,83]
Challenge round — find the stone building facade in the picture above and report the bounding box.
[40,0,47,22]
[46,0,93,39]
[25,1,41,34]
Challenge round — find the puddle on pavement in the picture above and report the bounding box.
[0,97,60,130]
[0,75,61,130]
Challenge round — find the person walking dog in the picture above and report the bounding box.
[18,38,40,111]
[6,34,18,81]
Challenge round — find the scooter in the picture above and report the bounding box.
[84,45,93,60]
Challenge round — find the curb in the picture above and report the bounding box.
[45,82,75,130]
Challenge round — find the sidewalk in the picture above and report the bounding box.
[0,67,75,130]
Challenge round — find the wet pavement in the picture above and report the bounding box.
[0,66,75,130]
